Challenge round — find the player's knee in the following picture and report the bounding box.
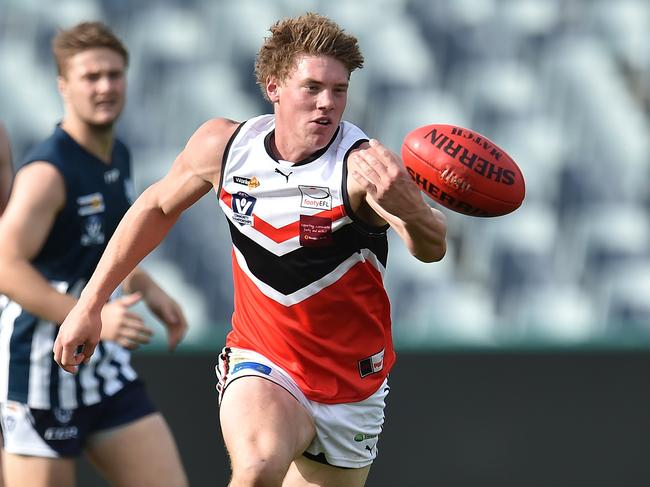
[230,457,288,487]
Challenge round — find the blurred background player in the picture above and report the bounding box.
[54,13,447,487]
[0,121,13,215]
[0,120,14,487]
[0,22,188,487]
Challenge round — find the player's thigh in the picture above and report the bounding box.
[84,412,187,487]
[2,453,74,487]
[283,455,370,487]
[220,376,316,471]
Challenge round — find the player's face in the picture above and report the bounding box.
[270,55,349,156]
[58,48,126,129]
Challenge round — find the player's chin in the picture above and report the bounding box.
[88,116,117,131]
[93,108,122,125]
[308,124,336,145]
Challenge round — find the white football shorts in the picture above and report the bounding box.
[216,346,389,469]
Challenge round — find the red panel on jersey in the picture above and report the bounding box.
[226,252,395,403]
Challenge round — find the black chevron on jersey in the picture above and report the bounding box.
[228,219,388,296]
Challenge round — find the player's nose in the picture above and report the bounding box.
[317,89,335,111]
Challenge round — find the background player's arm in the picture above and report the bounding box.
[54,118,239,371]
[0,162,78,323]
[0,162,170,352]
[348,139,447,262]
[122,266,188,350]
[0,122,13,215]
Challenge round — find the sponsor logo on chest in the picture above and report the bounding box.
[77,192,105,216]
[233,175,260,190]
[232,192,257,226]
[299,185,332,211]
[299,214,333,247]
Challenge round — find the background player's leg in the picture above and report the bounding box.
[3,454,74,487]
[84,413,187,487]
[220,376,316,486]
[283,456,370,487]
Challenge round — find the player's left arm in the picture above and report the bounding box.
[348,139,447,262]
[122,267,188,351]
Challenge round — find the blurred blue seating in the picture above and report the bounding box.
[598,260,650,333]
[565,203,650,289]
[2,0,650,346]
[511,283,600,343]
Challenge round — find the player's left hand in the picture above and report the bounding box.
[142,286,188,351]
[348,139,427,219]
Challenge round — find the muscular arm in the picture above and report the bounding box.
[0,162,76,323]
[54,118,238,370]
[0,122,14,215]
[348,139,447,263]
[78,118,236,309]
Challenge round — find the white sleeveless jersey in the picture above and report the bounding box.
[218,115,395,403]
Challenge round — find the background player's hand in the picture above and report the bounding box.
[142,286,188,351]
[100,292,153,350]
[349,139,428,219]
[53,304,102,374]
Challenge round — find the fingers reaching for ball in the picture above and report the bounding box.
[348,139,431,219]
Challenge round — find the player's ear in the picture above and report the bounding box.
[57,75,69,100]
[266,76,280,103]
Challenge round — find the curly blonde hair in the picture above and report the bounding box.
[255,13,364,101]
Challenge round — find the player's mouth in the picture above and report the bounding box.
[312,117,332,126]
[95,100,117,109]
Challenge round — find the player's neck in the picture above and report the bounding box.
[60,118,115,164]
[270,128,318,163]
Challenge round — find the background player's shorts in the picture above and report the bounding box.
[216,347,390,469]
[0,379,156,458]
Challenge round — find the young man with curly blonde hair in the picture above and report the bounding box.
[55,13,447,486]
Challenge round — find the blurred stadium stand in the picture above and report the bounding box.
[2,0,650,349]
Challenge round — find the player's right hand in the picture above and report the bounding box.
[99,292,153,350]
[53,303,103,374]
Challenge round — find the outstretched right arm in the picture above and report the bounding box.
[54,118,239,372]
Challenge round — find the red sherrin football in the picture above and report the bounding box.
[402,124,525,217]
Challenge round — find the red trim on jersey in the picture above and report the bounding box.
[220,189,346,243]
[226,251,395,403]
